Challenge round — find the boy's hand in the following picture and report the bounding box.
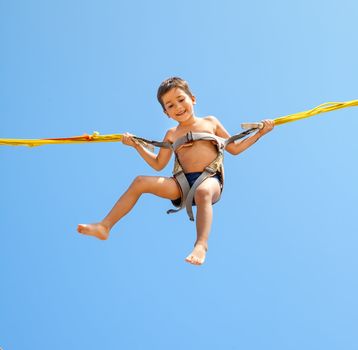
[122,132,138,148]
[258,119,274,136]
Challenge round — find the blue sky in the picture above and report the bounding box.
[1,0,358,349]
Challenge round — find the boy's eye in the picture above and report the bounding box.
[178,98,184,102]
[167,104,173,109]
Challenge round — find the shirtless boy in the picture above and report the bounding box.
[78,77,274,265]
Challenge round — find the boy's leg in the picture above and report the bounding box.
[185,177,221,265]
[77,176,180,240]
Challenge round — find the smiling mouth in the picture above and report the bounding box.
[176,110,186,116]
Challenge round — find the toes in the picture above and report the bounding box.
[185,255,194,264]
[185,255,204,265]
[77,224,86,233]
[192,255,204,265]
[194,258,202,265]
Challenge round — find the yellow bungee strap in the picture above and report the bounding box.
[273,99,358,126]
[0,99,357,147]
[0,131,124,147]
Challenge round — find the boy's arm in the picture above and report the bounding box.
[122,131,173,171]
[211,116,274,155]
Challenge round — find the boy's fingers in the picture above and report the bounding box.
[262,119,274,129]
[122,132,134,144]
[122,132,139,148]
[259,119,274,134]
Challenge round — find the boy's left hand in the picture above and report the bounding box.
[258,119,275,135]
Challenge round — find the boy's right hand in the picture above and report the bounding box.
[122,132,138,148]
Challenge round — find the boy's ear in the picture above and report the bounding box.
[192,95,196,104]
[164,109,170,118]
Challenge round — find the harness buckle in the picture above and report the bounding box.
[173,169,184,176]
[186,131,193,142]
[205,166,216,174]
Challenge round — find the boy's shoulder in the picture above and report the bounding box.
[202,115,219,122]
[201,115,221,126]
[191,115,220,123]
[164,126,177,141]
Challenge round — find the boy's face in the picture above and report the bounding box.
[162,87,196,121]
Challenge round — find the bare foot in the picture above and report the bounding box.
[77,223,110,240]
[185,244,207,265]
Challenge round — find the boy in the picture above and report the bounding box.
[77,77,274,265]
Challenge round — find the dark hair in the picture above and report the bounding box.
[157,77,194,110]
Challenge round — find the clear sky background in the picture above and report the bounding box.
[1,0,357,349]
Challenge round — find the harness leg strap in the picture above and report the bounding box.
[184,168,217,221]
[166,171,190,215]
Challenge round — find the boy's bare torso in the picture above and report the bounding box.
[167,116,219,173]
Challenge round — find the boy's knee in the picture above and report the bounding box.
[132,175,147,190]
[194,187,212,204]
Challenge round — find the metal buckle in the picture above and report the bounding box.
[186,131,193,142]
[205,166,216,174]
[173,168,184,176]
